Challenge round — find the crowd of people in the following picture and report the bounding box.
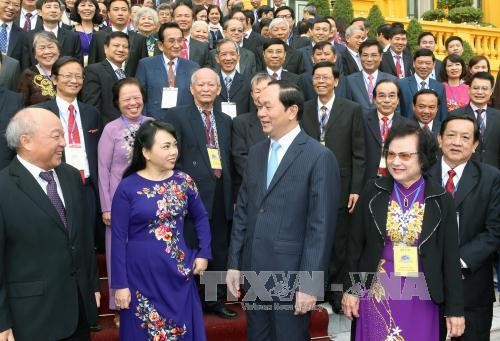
[0,0,499,340]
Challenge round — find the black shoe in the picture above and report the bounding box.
[212,306,238,320]
[89,324,102,332]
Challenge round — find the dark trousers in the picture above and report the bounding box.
[327,208,350,302]
[83,179,105,253]
[58,292,90,341]
[440,305,493,341]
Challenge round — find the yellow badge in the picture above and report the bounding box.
[207,148,222,170]
[394,245,418,277]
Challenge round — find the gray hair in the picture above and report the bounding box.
[303,5,316,16]
[250,72,273,89]
[190,67,221,86]
[191,20,209,33]
[156,3,171,11]
[5,110,39,150]
[223,18,243,31]
[134,7,159,28]
[32,31,61,55]
[269,17,289,32]
[345,25,364,39]
[215,38,239,55]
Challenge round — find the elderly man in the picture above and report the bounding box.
[340,24,365,76]
[0,108,99,340]
[227,80,340,340]
[164,68,236,319]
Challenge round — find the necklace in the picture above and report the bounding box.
[395,185,420,207]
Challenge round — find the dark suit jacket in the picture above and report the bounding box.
[0,159,98,339]
[299,44,344,76]
[227,130,340,298]
[34,100,103,187]
[363,109,411,181]
[289,33,310,49]
[215,71,251,116]
[14,13,41,31]
[279,70,303,89]
[6,23,30,70]
[0,88,23,169]
[434,59,443,82]
[450,105,500,168]
[379,50,414,78]
[0,54,21,91]
[208,47,257,77]
[397,76,448,121]
[189,38,210,67]
[136,56,199,119]
[340,48,361,76]
[81,60,121,124]
[28,25,82,66]
[345,175,464,316]
[428,160,500,308]
[259,45,305,75]
[301,97,365,206]
[163,104,233,220]
[88,28,148,77]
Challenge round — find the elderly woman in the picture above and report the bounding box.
[134,7,159,57]
[97,78,153,321]
[342,121,465,340]
[71,0,101,65]
[440,54,469,111]
[17,31,60,106]
[190,20,209,43]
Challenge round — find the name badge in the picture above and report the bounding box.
[65,145,86,172]
[83,55,89,67]
[161,87,178,109]
[320,141,325,146]
[207,148,222,170]
[221,102,237,119]
[394,245,418,277]
[379,155,387,169]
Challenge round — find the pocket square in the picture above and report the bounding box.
[88,129,99,133]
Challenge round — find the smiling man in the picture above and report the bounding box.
[412,89,441,136]
[380,26,414,79]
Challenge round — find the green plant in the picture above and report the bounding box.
[332,0,354,24]
[437,0,473,9]
[406,18,423,53]
[306,0,331,17]
[421,9,446,21]
[366,5,385,40]
[461,40,474,63]
[447,6,482,24]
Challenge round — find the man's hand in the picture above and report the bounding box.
[192,258,208,275]
[341,293,359,320]
[0,328,14,341]
[95,292,101,308]
[446,316,465,338]
[348,194,360,214]
[102,212,111,226]
[294,291,316,315]
[115,288,131,309]
[225,269,241,300]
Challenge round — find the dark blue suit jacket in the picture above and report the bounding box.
[136,56,199,119]
[0,88,23,169]
[397,76,448,121]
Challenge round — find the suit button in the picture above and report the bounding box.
[259,208,265,213]
[193,161,197,166]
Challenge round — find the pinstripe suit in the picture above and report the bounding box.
[228,129,341,340]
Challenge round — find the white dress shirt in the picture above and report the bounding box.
[269,124,301,165]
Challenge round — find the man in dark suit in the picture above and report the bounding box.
[413,89,441,137]
[213,39,251,117]
[398,48,447,121]
[172,1,209,67]
[226,80,340,340]
[267,17,305,74]
[0,108,99,340]
[342,39,396,114]
[262,38,303,87]
[428,114,500,341]
[418,31,442,80]
[299,17,333,74]
[0,0,30,70]
[136,22,199,119]
[340,24,365,76]
[15,0,39,30]
[0,53,20,91]
[27,0,82,65]
[87,0,148,77]
[81,31,129,124]
[363,79,411,181]
[379,26,413,79]
[0,87,23,169]
[164,68,237,319]
[301,61,365,312]
[450,72,500,168]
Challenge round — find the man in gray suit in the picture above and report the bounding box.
[226,81,340,340]
[0,53,21,91]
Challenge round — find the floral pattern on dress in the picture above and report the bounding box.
[135,290,187,340]
[386,200,425,245]
[137,172,198,276]
[122,123,141,162]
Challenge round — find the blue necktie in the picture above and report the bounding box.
[225,76,232,92]
[266,141,281,188]
[476,108,486,137]
[0,23,8,53]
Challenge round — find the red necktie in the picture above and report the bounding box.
[395,55,402,78]
[423,123,429,131]
[24,13,32,31]
[203,110,221,178]
[380,116,389,142]
[367,74,374,103]
[167,60,176,87]
[68,104,81,145]
[445,169,456,195]
[180,39,188,59]
[272,72,278,80]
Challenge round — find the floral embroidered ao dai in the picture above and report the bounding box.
[111,171,211,340]
[355,177,440,341]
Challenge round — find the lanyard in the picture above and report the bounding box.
[200,110,220,149]
[393,179,424,238]
[38,64,51,78]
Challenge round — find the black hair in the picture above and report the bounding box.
[207,5,222,22]
[445,35,463,50]
[312,40,336,54]
[52,56,82,76]
[389,26,406,39]
[243,9,255,26]
[312,60,339,79]
[36,0,60,10]
[157,22,182,43]
[298,19,313,35]
[440,113,480,143]
[112,78,147,111]
[274,6,294,20]
[440,54,467,82]
[259,18,272,32]
[373,79,401,99]
[377,23,391,40]
[312,17,331,29]
[350,17,369,29]
[257,5,273,19]
[468,71,495,88]
[263,37,287,51]
[413,48,435,61]
[267,80,304,120]
[123,121,178,178]
[359,39,382,55]
[193,5,207,20]
[412,88,440,106]
[172,0,193,15]
[70,0,102,25]
[106,0,130,11]
[104,31,129,46]
[383,120,438,172]
[417,31,436,45]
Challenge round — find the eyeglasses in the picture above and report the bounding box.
[312,75,334,81]
[58,73,84,81]
[276,14,292,19]
[386,151,418,161]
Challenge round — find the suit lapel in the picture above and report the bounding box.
[454,161,478,209]
[188,106,211,169]
[409,77,418,94]
[354,73,369,106]
[55,166,76,237]
[229,73,243,99]
[325,97,342,132]
[7,26,20,55]
[301,101,320,139]
[103,60,119,81]
[367,111,383,146]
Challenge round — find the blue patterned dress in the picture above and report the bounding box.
[111,171,211,340]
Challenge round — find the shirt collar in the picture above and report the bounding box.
[0,21,13,29]
[267,67,283,78]
[469,102,487,113]
[377,112,394,122]
[418,120,433,130]
[390,49,402,58]
[317,93,335,112]
[106,58,123,70]
[441,157,467,183]
[221,70,236,80]
[414,73,430,86]
[271,124,301,154]
[346,47,358,58]
[56,96,79,117]
[21,8,37,16]
[17,155,53,180]
[362,69,378,80]
[43,24,59,37]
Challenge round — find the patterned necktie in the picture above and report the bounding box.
[423,123,430,131]
[0,23,8,53]
[68,104,81,145]
[203,110,221,178]
[420,80,427,90]
[367,74,374,103]
[320,106,328,142]
[476,108,486,137]
[266,141,281,188]
[180,38,188,59]
[225,76,232,92]
[395,55,402,78]
[272,72,278,80]
[115,68,126,80]
[39,171,67,228]
[167,61,176,87]
[445,169,456,195]
[380,116,389,142]
[24,13,32,31]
